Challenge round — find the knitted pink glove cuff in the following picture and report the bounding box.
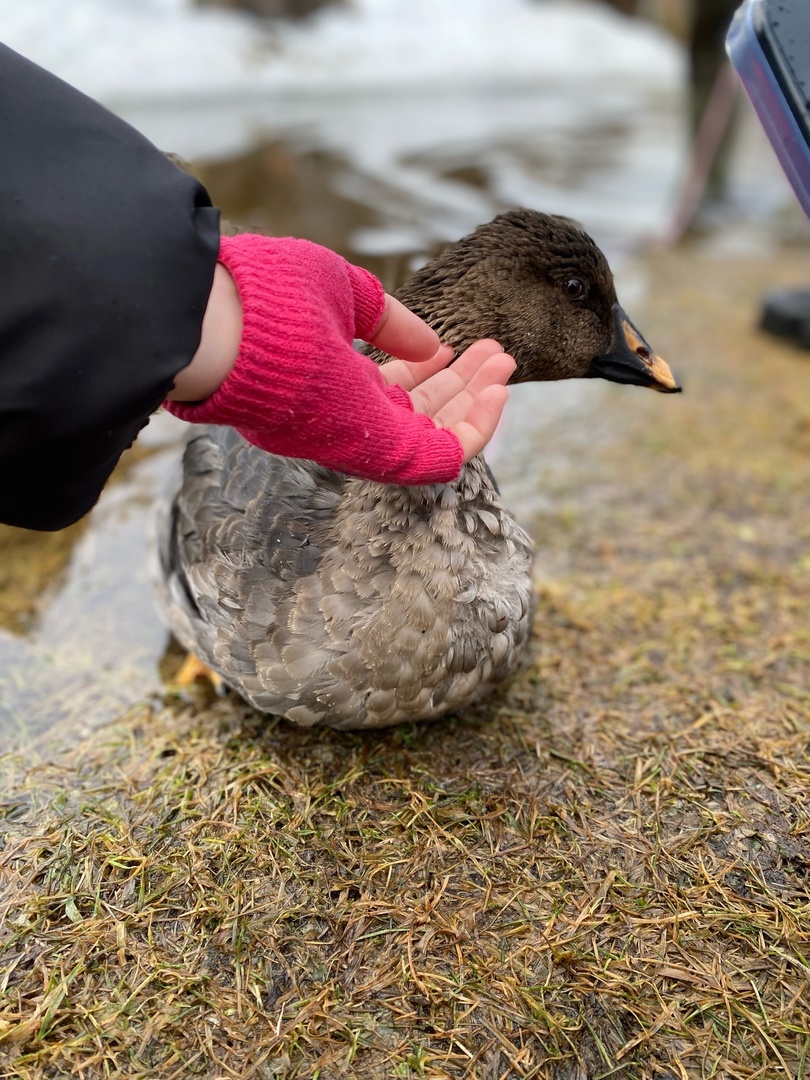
[166,234,464,485]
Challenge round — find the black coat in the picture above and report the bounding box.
[0,44,220,530]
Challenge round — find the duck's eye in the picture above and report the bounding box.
[564,277,586,300]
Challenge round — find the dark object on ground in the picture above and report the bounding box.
[196,0,340,18]
[760,287,810,349]
[600,0,639,14]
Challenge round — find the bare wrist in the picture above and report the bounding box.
[166,262,242,402]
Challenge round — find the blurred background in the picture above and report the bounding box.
[2,0,798,271]
[0,0,807,750]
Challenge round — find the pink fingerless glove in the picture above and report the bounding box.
[165,234,464,485]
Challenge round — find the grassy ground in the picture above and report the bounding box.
[1,245,809,1079]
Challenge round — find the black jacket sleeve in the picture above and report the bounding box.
[0,44,220,530]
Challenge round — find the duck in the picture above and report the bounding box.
[155,209,679,730]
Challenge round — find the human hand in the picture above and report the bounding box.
[167,235,505,485]
[369,297,515,463]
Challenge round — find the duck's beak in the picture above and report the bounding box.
[589,304,681,393]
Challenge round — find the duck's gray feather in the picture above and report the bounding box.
[157,425,534,729]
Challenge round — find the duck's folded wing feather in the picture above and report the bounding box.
[156,425,344,678]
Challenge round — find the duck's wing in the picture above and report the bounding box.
[155,425,344,696]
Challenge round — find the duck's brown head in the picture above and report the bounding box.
[396,208,679,393]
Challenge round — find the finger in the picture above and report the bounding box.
[429,353,515,431]
[439,339,505,387]
[369,296,441,362]
[411,347,514,420]
[379,344,455,391]
[381,337,505,392]
[408,341,506,415]
[453,349,515,402]
[452,384,511,463]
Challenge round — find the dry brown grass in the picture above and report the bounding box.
[1,246,809,1078]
